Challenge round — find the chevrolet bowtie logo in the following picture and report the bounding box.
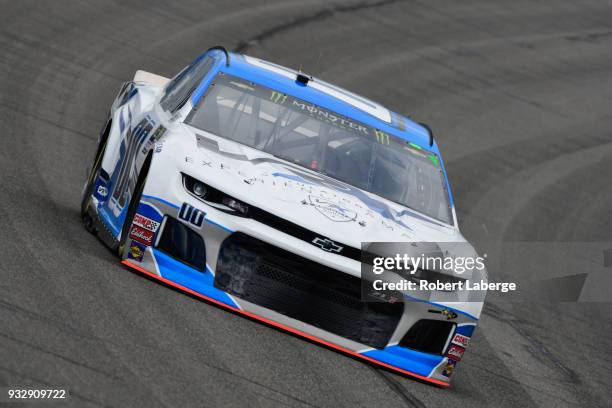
[312,237,343,253]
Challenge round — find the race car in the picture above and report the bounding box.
[81,46,485,387]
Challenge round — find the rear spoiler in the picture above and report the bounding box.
[133,70,170,87]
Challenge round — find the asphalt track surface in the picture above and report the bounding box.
[1,1,612,407]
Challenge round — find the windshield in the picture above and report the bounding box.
[185,73,453,225]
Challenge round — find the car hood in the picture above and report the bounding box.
[179,127,462,248]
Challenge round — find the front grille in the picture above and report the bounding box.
[214,233,403,349]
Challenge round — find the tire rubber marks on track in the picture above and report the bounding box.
[234,0,404,53]
[368,366,427,408]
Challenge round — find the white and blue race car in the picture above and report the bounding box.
[81,46,484,387]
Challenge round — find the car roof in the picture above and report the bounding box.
[195,50,438,154]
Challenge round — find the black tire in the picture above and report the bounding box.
[117,152,153,257]
[81,118,111,232]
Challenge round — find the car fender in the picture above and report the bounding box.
[94,75,165,237]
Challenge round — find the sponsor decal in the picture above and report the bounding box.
[441,309,458,320]
[93,172,111,202]
[133,214,160,232]
[270,90,288,104]
[451,333,470,348]
[129,225,154,246]
[223,74,373,138]
[442,360,456,377]
[429,309,458,320]
[290,100,370,136]
[142,125,167,154]
[178,203,204,228]
[312,237,343,253]
[151,124,166,139]
[374,129,390,145]
[127,241,145,262]
[308,195,357,222]
[447,344,465,361]
[96,185,108,197]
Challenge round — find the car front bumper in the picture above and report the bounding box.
[118,164,479,387]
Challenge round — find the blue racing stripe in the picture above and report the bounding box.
[98,207,121,236]
[141,195,180,210]
[456,324,476,337]
[153,249,239,308]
